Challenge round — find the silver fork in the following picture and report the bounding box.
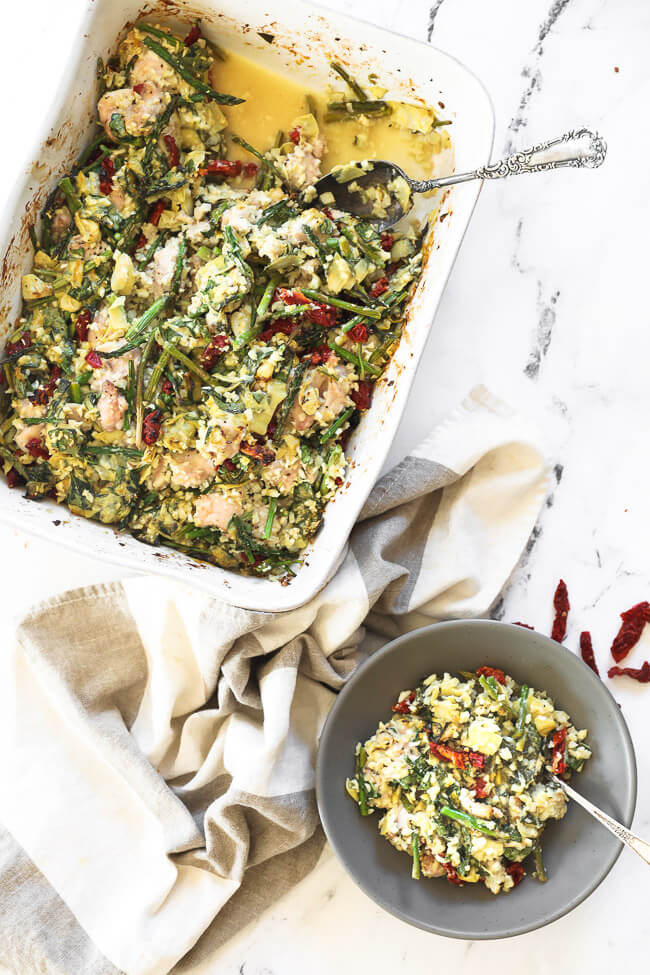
[552,774,650,866]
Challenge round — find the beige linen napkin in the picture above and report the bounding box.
[0,386,548,975]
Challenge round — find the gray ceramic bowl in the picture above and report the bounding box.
[316,620,637,939]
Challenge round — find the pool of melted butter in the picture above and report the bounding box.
[210,50,450,181]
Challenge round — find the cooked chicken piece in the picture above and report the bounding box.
[194,491,243,530]
[98,82,167,141]
[168,450,215,489]
[97,380,127,432]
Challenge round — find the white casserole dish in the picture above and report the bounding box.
[0,0,494,612]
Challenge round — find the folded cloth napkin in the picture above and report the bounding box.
[0,386,548,975]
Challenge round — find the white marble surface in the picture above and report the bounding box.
[1,0,649,971]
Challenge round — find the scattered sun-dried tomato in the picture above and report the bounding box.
[25,438,49,460]
[392,690,415,714]
[430,741,486,770]
[506,862,525,886]
[161,378,174,395]
[309,344,331,366]
[163,134,180,168]
[31,364,62,406]
[75,308,92,343]
[6,468,23,488]
[608,661,650,683]
[147,199,168,226]
[184,23,201,45]
[307,303,339,328]
[369,276,389,298]
[579,631,599,676]
[610,601,650,662]
[243,162,258,177]
[199,159,243,178]
[288,127,301,144]
[347,323,368,343]
[513,621,534,629]
[473,776,489,799]
[380,232,394,251]
[275,287,309,306]
[134,232,147,252]
[476,665,506,685]
[443,862,464,886]
[142,409,163,445]
[351,380,372,411]
[259,318,298,342]
[200,333,230,371]
[132,82,146,95]
[99,156,114,195]
[5,331,32,357]
[551,579,570,642]
[322,206,334,221]
[240,441,275,465]
[85,350,102,369]
[550,726,567,775]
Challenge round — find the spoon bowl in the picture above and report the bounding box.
[312,127,606,229]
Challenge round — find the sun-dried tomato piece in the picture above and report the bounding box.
[392,690,415,714]
[184,23,201,45]
[309,344,331,366]
[322,205,334,220]
[506,861,525,886]
[443,862,464,886]
[608,661,650,682]
[473,776,489,799]
[99,156,114,195]
[351,379,372,411]
[308,303,339,328]
[430,742,485,770]
[32,364,62,406]
[200,333,230,370]
[142,409,163,445]
[610,601,650,662]
[147,199,168,226]
[259,318,298,341]
[380,232,394,251]
[275,287,309,306]
[243,162,258,177]
[579,631,599,676]
[161,378,173,395]
[163,134,180,168]
[132,82,146,95]
[75,308,92,343]
[85,350,102,369]
[550,726,567,775]
[476,666,506,685]
[369,276,389,298]
[5,331,32,357]
[347,323,368,343]
[551,579,570,642]
[240,441,275,465]
[513,621,534,629]
[288,127,301,144]
[223,458,236,472]
[6,467,24,488]
[199,159,243,178]
[26,438,49,460]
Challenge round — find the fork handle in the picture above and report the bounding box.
[408,128,607,194]
[558,776,650,866]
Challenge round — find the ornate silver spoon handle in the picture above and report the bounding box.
[553,774,650,866]
[409,128,607,193]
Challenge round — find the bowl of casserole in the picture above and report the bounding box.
[316,619,637,938]
[0,0,493,610]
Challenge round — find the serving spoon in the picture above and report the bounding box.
[314,127,606,230]
[551,773,650,867]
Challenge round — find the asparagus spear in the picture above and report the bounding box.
[440,806,505,840]
[411,829,421,880]
[320,406,354,444]
[301,289,382,320]
[141,37,244,104]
